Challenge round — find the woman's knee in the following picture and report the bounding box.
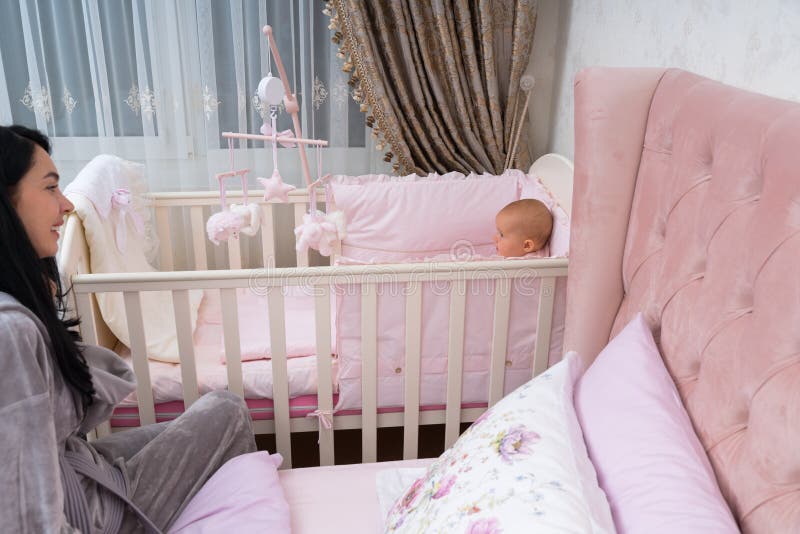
[196,391,251,427]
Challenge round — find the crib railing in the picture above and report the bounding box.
[70,259,568,468]
[149,188,327,271]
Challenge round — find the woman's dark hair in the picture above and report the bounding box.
[0,125,94,409]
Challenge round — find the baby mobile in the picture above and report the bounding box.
[206,25,345,255]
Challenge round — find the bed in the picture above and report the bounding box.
[175,68,797,533]
[58,157,573,469]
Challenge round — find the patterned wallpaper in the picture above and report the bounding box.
[531,0,800,160]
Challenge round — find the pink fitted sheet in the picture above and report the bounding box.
[278,458,434,534]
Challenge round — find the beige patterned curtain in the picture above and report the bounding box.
[327,0,537,175]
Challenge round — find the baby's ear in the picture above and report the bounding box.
[522,239,537,252]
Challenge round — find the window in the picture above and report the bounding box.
[0,0,387,189]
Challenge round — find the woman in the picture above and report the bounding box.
[0,125,256,533]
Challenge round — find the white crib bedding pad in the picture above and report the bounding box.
[115,289,335,406]
[279,458,434,534]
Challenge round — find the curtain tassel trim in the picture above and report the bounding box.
[326,0,411,172]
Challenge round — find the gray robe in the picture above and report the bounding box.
[0,293,256,533]
[0,292,135,532]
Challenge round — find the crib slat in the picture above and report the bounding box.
[219,289,245,397]
[75,291,111,437]
[75,292,98,345]
[155,206,174,270]
[172,289,200,409]
[294,202,308,267]
[489,277,512,406]
[227,233,243,269]
[445,279,467,449]
[123,291,156,426]
[94,421,112,439]
[403,282,423,460]
[189,206,208,270]
[267,288,292,467]
[533,276,557,378]
[361,283,378,463]
[314,286,335,466]
[260,204,275,268]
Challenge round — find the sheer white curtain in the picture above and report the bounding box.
[0,0,390,192]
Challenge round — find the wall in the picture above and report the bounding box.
[528,0,800,161]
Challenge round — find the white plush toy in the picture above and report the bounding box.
[206,167,261,245]
[294,210,346,257]
[229,202,261,236]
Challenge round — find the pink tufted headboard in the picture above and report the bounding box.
[564,67,800,532]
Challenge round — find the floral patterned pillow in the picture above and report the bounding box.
[384,352,616,534]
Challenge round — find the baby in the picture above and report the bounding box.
[493,199,553,257]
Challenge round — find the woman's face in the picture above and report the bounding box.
[12,145,74,258]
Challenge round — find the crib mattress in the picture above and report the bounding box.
[115,288,335,407]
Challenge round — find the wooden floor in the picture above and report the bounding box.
[255,423,470,467]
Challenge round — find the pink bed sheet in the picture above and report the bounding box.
[278,458,435,534]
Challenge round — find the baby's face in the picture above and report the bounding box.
[494,211,532,257]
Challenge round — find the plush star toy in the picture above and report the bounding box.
[258,170,296,203]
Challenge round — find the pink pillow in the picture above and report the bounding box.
[168,452,290,533]
[574,314,738,533]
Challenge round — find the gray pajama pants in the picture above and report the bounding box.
[92,391,257,533]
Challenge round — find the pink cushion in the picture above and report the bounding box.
[574,314,738,533]
[328,171,520,262]
[168,452,290,533]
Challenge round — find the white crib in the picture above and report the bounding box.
[58,157,572,469]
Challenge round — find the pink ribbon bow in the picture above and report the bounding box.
[260,122,297,148]
[306,409,334,444]
[110,188,145,254]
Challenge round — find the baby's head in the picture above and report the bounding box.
[493,199,553,257]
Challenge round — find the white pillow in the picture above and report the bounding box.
[384,352,615,533]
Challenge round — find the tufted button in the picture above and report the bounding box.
[505,360,512,367]
[702,148,714,167]
[394,367,402,374]
[692,256,706,274]
[656,217,667,238]
[736,409,749,423]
